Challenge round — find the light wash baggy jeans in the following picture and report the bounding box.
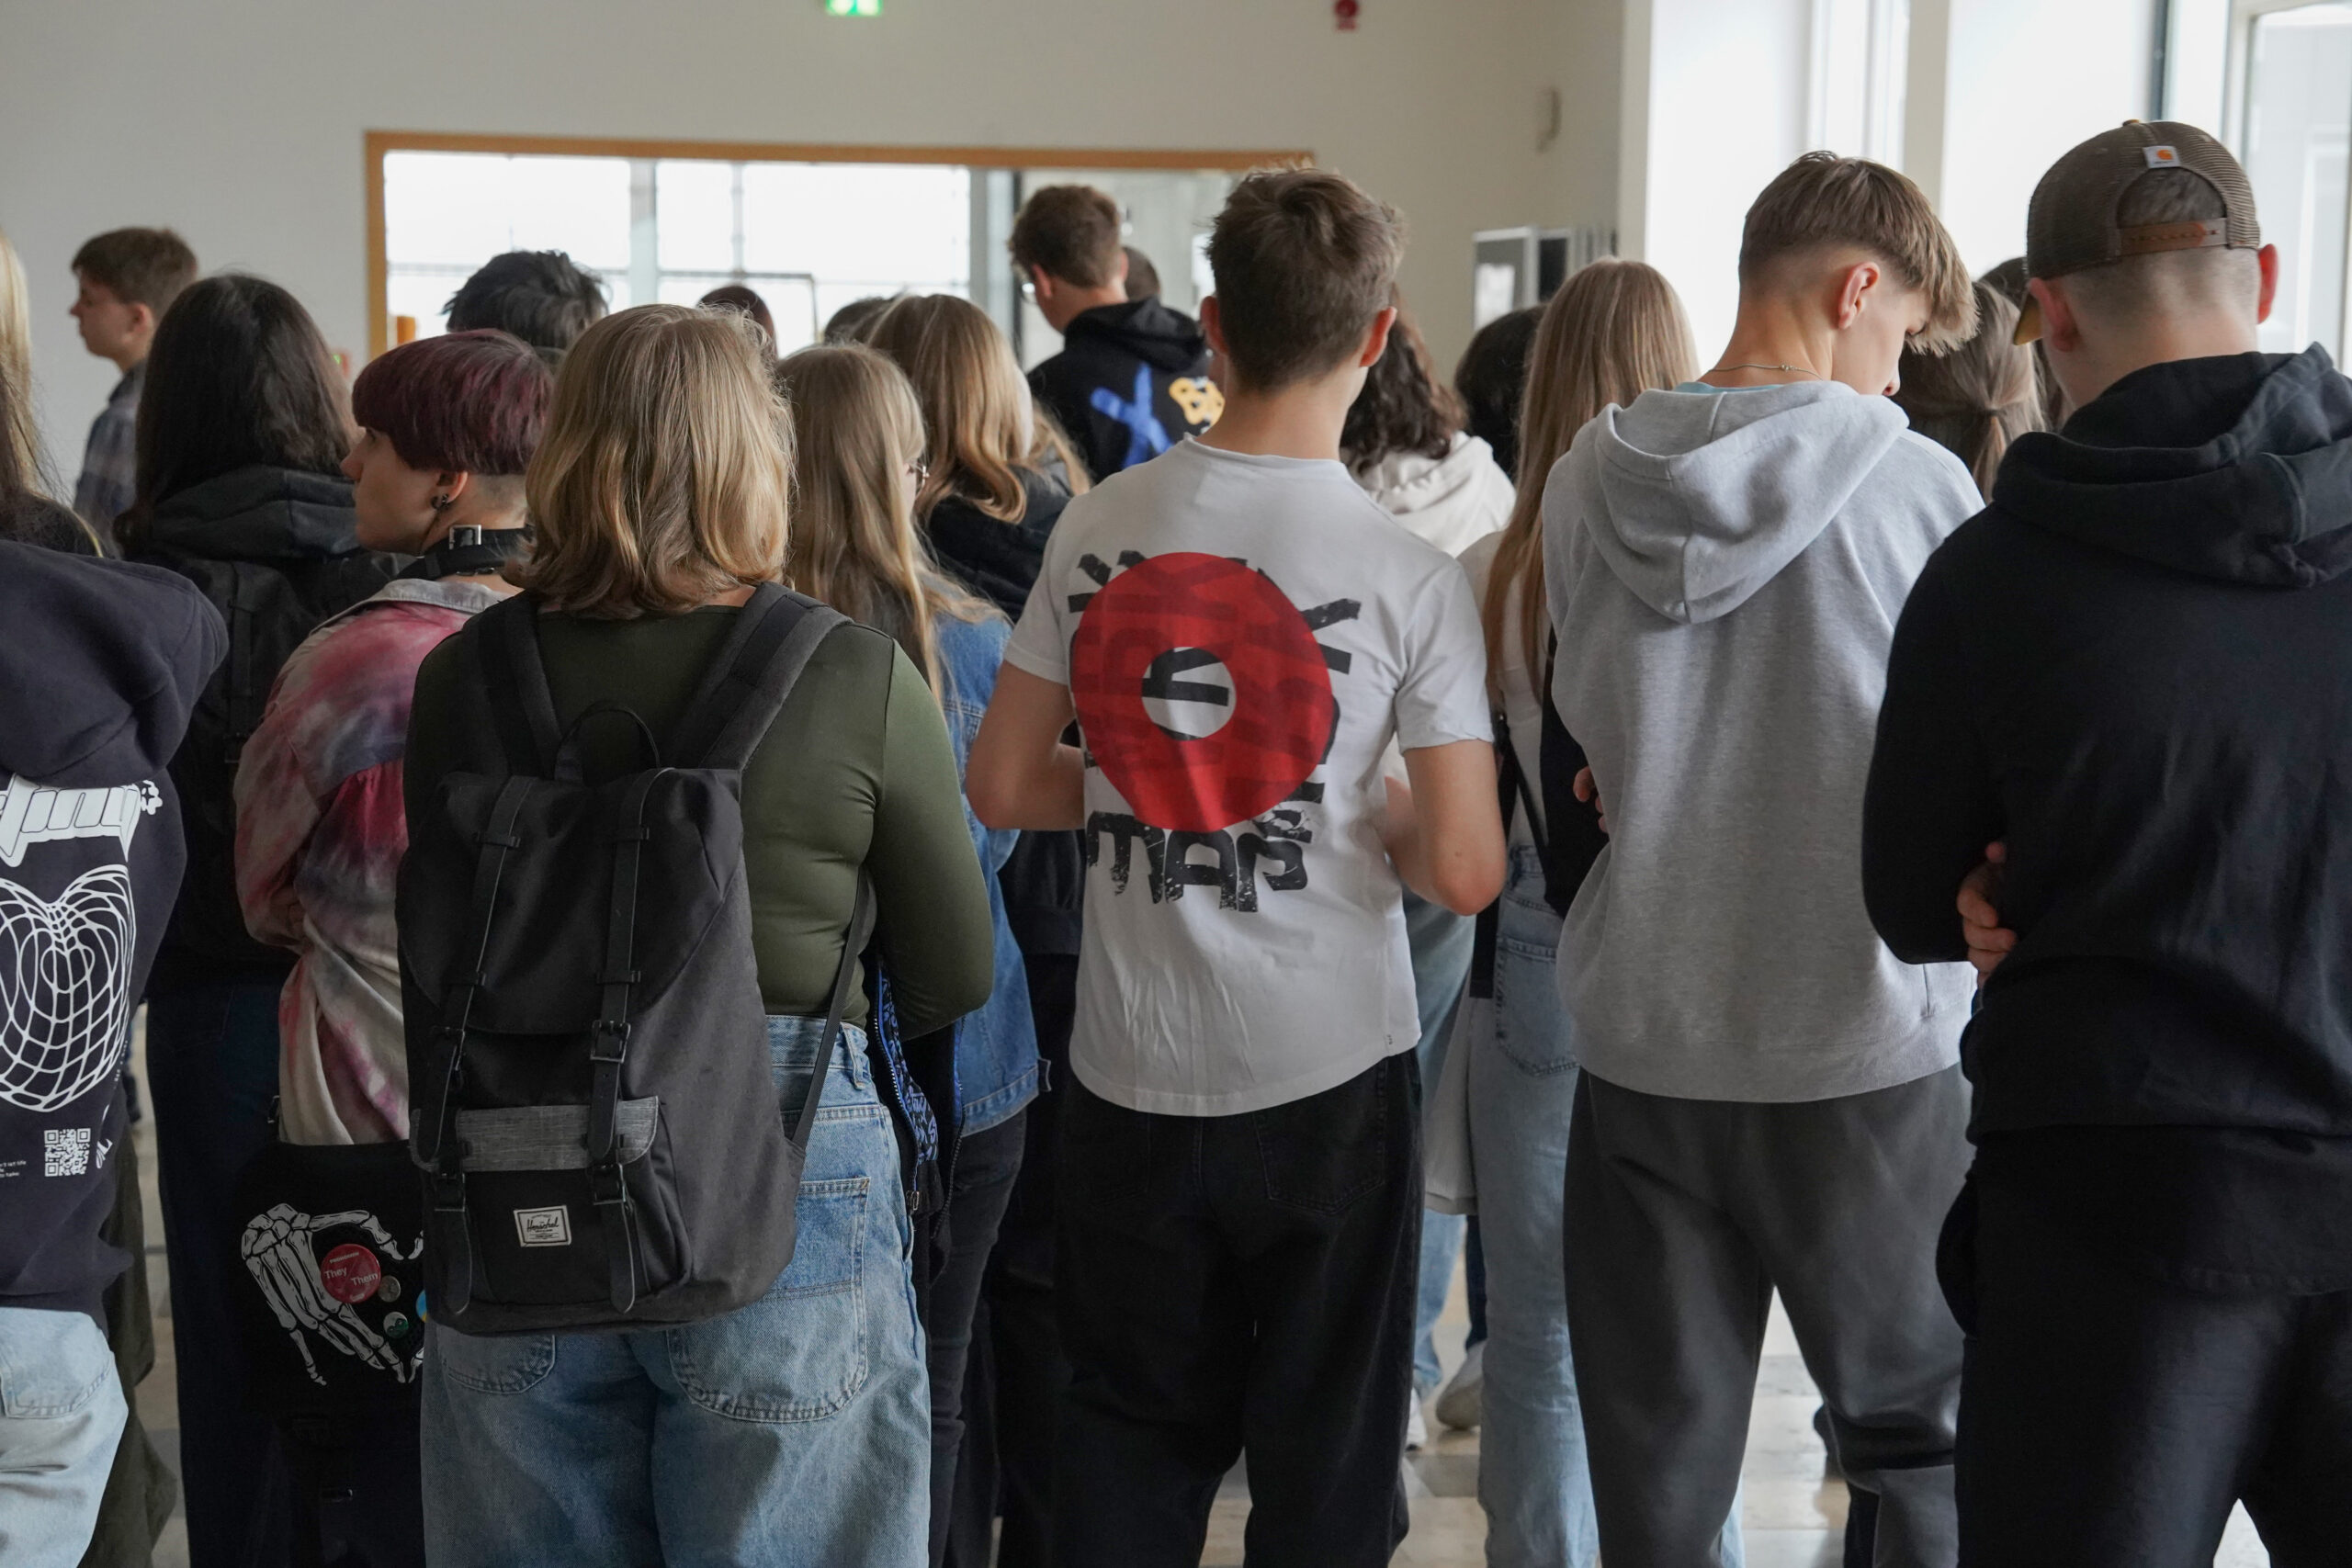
[0,1305,127,1568]
[421,1018,930,1568]
[1467,846,1744,1568]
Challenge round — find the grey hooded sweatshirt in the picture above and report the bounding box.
[1543,380,1977,1102]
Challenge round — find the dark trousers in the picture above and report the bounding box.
[146,978,291,1568]
[926,1110,1026,1567]
[1948,1170,2352,1567]
[1563,1067,1970,1568]
[1053,1052,1420,1568]
[948,955,1076,1568]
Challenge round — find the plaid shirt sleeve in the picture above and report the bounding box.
[74,375,141,541]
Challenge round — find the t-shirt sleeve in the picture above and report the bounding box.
[1001,535,1070,686]
[1393,557,1493,752]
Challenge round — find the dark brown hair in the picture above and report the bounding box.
[71,228,198,315]
[1206,167,1404,391]
[1739,152,1975,352]
[1009,186,1124,289]
[699,284,776,343]
[126,275,350,537]
[1341,299,1460,470]
[1453,306,1542,479]
[351,330,553,477]
[1894,280,2044,497]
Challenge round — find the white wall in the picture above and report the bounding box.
[1,0,1621,478]
[1910,0,2163,273]
[1618,0,1815,355]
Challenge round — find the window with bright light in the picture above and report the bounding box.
[383,151,971,355]
[1810,0,1909,164]
[2243,3,2352,357]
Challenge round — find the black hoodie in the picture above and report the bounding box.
[1863,347,2352,1289]
[129,466,397,989]
[1029,298,1217,482]
[0,544,224,1319]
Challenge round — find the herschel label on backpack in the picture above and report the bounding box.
[398,584,867,1334]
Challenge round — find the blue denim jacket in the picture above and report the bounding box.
[934,612,1040,1134]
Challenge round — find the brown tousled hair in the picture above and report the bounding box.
[775,344,992,705]
[514,305,791,618]
[1483,260,1697,696]
[1894,280,2044,498]
[864,293,1086,526]
[1739,152,1976,353]
[1206,167,1404,391]
[1009,186,1125,290]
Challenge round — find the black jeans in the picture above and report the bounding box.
[926,1109,1026,1567]
[948,954,1076,1568]
[1947,1168,2352,1567]
[1053,1052,1420,1568]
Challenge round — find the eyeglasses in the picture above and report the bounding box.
[907,461,929,484]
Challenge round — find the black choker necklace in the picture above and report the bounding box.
[401,524,531,581]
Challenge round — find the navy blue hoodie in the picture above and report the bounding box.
[0,544,223,1319]
[1029,298,1217,482]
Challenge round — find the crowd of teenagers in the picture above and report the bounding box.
[2,118,2349,1568]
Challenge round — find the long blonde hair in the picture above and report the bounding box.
[864,293,1087,525]
[516,305,792,618]
[776,343,991,704]
[1485,259,1697,694]
[0,230,50,501]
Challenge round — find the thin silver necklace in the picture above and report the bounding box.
[1708,361,1824,379]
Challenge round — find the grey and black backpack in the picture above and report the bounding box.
[398,582,865,1334]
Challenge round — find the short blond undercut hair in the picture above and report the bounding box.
[516,304,792,618]
[1739,152,1975,352]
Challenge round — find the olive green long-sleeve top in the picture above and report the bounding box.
[406,607,995,1037]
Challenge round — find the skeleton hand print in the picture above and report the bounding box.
[240,1203,422,1385]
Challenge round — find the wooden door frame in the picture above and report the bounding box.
[365,130,1308,356]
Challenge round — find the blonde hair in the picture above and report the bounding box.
[515,305,791,618]
[1485,260,1697,695]
[0,230,47,500]
[863,293,1086,526]
[776,343,991,703]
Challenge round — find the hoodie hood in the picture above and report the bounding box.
[1351,432,1515,556]
[1993,345,2352,589]
[0,546,223,783]
[1063,298,1208,374]
[1566,381,1911,624]
[144,465,360,562]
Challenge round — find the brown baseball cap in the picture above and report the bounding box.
[2014,120,2261,344]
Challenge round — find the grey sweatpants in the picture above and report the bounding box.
[1563,1066,1970,1568]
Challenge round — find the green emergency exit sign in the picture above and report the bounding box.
[825,0,880,14]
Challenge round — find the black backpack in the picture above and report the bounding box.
[158,551,398,969]
[398,583,863,1335]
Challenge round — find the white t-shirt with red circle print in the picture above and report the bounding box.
[1003,438,1491,1116]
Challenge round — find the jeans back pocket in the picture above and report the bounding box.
[664,1177,870,1422]
[1252,1059,1395,1215]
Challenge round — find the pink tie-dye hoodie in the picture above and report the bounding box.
[234,579,512,1145]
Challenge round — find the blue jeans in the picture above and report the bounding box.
[1468,846,1744,1568]
[1406,893,1474,1391]
[0,1307,126,1567]
[144,976,288,1568]
[421,1018,931,1568]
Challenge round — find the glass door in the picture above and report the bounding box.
[2238,1,2352,356]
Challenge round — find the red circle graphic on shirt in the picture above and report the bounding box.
[319,1243,383,1305]
[1069,552,1335,832]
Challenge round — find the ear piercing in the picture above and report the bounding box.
[431,494,454,511]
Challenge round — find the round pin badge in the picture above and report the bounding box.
[318,1243,383,1305]
[376,1274,401,1303]
[382,1311,411,1339]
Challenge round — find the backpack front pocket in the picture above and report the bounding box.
[450,1097,688,1308]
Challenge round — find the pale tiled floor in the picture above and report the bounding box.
[123,1016,2272,1567]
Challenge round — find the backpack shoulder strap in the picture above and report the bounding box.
[471,592,563,777]
[669,583,851,770]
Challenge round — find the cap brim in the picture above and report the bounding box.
[2012,294,2044,345]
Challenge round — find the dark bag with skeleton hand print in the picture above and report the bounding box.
[230,1128,428,1415]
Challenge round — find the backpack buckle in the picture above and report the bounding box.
[588,1163,628,1206]
[589,1019,630,1063]
[432,1172,468,1213]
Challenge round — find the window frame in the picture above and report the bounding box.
[365,130,1306,358]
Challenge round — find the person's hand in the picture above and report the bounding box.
[1574,767,1609,834]
[1958,840,2016,982]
